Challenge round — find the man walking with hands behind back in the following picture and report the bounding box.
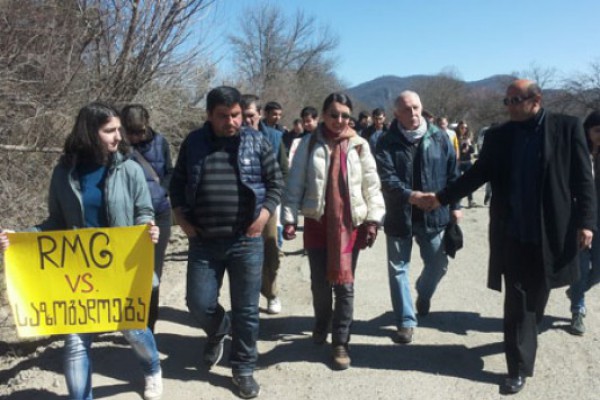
[432,79,596,395]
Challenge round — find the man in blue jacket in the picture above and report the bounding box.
[375,90,461,345]
[170,86,283,399]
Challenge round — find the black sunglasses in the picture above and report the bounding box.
[503,95,535,106]
[329,112,351,120]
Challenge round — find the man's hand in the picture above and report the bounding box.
[578,228,593,250]
[173,208,197,238]
[451,209,462,224]
[410,191,441,211]
[246,208,271,237]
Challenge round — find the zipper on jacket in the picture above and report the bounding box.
[69,166,86,228]
[104,164,114,225]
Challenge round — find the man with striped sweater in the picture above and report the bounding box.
[170,86,283,399]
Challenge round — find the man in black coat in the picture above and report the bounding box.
[424,79,596,394]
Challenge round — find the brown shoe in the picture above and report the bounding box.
[394,327,414,344]
[332,345,351,370]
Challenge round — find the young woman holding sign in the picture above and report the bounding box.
[0,102,163,400]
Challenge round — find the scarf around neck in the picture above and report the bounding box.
[322,125,356,284]
[399,116,427,143]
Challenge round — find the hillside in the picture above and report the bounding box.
[346,74,515,110]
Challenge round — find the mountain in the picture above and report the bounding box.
[346,74,515,110]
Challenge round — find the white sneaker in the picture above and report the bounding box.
[267,297,282,314]
[144,369,163,400]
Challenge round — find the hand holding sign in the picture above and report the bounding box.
[0,227,15,252]
[147,221,159,244]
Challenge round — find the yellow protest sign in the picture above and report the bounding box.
[4,225,154,337]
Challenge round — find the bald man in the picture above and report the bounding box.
[433,80,596,394]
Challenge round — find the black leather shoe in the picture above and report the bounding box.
[232,375,260,399]
[500,375,526,394]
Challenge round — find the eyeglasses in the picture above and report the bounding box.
[328,112,351,120]
[503,95,535,106]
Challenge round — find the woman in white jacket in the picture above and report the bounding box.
[282,93,385,370]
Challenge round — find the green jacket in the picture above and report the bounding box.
[35,152,154,231]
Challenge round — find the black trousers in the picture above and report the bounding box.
[503,237,550,377]
[307,248,359,346]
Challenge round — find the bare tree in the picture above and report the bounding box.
[416,71,472,122]
[561,61,600,115]
[228,2,342,122]
[516,62,560,89]
[0,0,217,228]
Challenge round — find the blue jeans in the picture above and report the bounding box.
[386,222,448,328]
[570,233,600,314]
[186,235,263,376]
[64,329,160,400]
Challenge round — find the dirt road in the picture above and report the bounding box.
[1,188,599,399]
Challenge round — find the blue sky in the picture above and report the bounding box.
[200,0,600,87]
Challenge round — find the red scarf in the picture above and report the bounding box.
[323,126,356,284]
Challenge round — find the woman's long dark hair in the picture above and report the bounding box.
[63,102,127,166]
[322,93,353,114]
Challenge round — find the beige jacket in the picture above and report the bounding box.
[281,127,385,227]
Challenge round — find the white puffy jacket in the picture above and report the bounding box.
[282,128,385,227]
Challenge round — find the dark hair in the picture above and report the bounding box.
[435,116,448,125]
[300,106,318,119]
[240,94,261,111]
[421,109,435,119]
[584,110,600,153]
[121,104,150,133]
[358,111,369,121]
[456,120,470,138]
[206,86,241,113]
[372,108,385,117]
[322,93,353,114]
[293,118,303,125]
[264,101,283,113]
[63,102,126,166]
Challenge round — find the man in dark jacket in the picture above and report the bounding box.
[241,94,289,316]
[170,86,283,399]
[375,90,461,345]
[430,80,596,394]
[361,108,388,152]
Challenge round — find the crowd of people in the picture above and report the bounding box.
[0,79,598,399]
